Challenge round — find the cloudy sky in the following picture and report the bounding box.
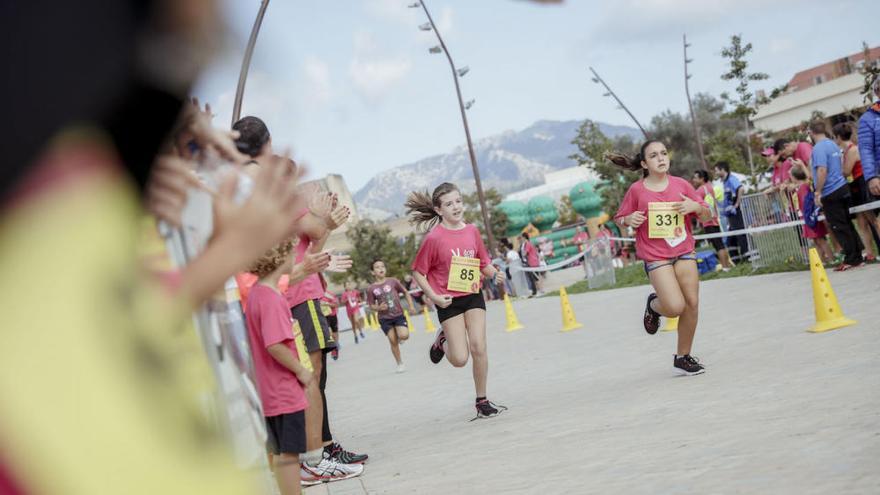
[193,0,877,192]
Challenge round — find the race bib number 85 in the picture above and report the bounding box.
[446,256,480,293]
[648,202,685,239]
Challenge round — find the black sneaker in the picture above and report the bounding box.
[643,293,660,335]
[673,354,705,376]
[429,330,446,364]
[471,399,508,420]
[325,442,368,464]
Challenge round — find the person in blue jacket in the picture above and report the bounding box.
[858,77,880,200]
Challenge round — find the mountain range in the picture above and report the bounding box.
[353,119,641,220]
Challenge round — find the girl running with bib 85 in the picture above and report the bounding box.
[609,141,712,376]
[406,183,508,419]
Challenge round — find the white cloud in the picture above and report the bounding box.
[769,38,795,55]
[586,0,817,45]
[366,0,420,25]
[349,30,412,103]
[304,56,332,105]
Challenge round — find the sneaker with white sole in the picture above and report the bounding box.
[673,354,705,376]
[301,458,363,484]
[299,464,323,486]
[396,363,406,373]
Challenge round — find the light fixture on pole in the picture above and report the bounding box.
[456,66,470,77]
[589,66,649,139]
[464,99,475,110]
[419,22,432,31]
[411,0,497,252]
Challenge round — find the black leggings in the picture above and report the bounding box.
[320,351,332,443]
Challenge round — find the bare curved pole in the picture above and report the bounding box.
[417,0,496,253]
[232,0,271,126]
[684,34,707,171]
[589,66,649,140]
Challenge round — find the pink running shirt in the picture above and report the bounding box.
[614,176,707,262]
[411,223,491,299]
[245,284,309,417]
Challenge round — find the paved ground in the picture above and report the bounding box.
[305,264,880,494]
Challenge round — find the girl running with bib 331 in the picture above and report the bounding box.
[406,182,507,419]
[609,141,712,376]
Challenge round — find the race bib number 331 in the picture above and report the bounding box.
[648,202,685,239]
[446,256,480,293]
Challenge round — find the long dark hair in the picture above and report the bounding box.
[404,182,460,231]
[605,139,664,178]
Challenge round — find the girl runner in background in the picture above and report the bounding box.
[366,259,416,373]
[341,281,366,343]
[609,141,711,376]
[405,182,508,419]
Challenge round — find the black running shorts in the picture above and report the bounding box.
[437,293,486,324]
[265,410,306,455]
[290,299,336,353]
[702,225,725,252]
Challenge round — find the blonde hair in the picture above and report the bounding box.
[247,238,295,279]
[404,182,460,231]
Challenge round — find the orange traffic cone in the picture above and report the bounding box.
[559,287,583,332]
[504,294,524,332]
[807,247,857,333]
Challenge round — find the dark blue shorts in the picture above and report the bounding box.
[379,315,407,335]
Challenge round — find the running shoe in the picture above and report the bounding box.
[673,354,705,376]
[833,262,864,272]
[354,334,359,344]
[471,399,508,421]
[643,293,660,335]
[429,329,446,364]
[301,458,363,483]
[396,363,406,373]
[331,348,339,361]
[299,464,323,486]
[324,442,369,465]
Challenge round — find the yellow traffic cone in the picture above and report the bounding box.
[559,287,583,332]
[404,309,415,336]
[504,294,524,332]
[661,316,679,332]
[807,247,857,333]
[423,306,437,333]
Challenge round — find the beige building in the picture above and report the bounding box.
[753,46,878,133]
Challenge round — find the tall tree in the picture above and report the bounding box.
[858,41,880,104]
[720,34,769,185]
[332,219,419,286]
[462,188,508,244]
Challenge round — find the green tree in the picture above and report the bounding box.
[462,188,508,244]
[556,195,579,226]
[859,41,880,104]
[570,119,639,216]
[332,219,418,286]
[720,34,769,184]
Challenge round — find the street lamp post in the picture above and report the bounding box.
[232,0,271,125]
[589,66,649,140]
[410,0,497,253]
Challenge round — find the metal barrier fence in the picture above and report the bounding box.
[738,190,810,268]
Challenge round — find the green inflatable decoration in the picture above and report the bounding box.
[497,200,530,237]
[569,181,602,219]
[528,196,558,231]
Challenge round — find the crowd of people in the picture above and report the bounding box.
[3,1,879,493]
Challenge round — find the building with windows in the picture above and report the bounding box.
[753,46,879,133]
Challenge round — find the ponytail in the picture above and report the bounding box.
[604,139,664,178]
[405,182,460,231]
